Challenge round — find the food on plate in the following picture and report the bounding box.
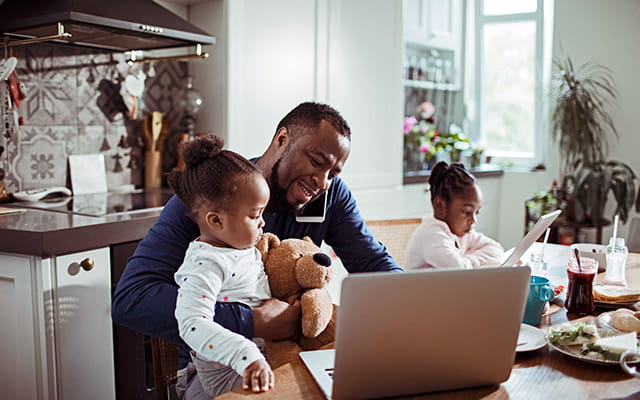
[553,285,564,297]
[610,308,640,334]
[547,322,599,345]
[593,285,640,303]
[581,332,639,361]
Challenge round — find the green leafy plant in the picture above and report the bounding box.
[550,56,639,224]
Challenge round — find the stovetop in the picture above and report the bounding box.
[14,188,174,217]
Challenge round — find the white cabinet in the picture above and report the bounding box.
[404,0,462,51]
[0,248,115,400]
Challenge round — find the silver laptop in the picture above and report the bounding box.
[300,266,531,399]
[500,209,561,267]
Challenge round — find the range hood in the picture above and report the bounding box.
[0,0,215,52]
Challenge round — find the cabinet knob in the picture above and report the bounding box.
[80,258,94,271]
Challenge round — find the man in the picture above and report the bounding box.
[112,102,402,398]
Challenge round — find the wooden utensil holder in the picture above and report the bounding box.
[144,150,162,189]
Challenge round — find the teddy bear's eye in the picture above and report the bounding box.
[298,253,304,258]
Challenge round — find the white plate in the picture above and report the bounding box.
[516,323,547,352]
[546,326,640,365]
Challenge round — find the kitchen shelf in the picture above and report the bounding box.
[403,79,459,91]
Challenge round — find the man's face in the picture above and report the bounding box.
[270,120,350,212]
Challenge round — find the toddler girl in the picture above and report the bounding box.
[404,161,504,269]
[168,135,274,397]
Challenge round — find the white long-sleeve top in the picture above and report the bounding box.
[174,241,272,375]
[404,215,504,270]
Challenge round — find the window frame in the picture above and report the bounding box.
[465,0,554,170]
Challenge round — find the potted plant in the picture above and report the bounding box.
[550,56,640,225]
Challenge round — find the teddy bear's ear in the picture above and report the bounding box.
[302,236,314,244]
[256,232,281,262]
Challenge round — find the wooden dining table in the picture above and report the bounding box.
[218,244,640,399]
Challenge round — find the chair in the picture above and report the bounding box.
[627,217,640,253]
[150,337,178,400]
[366,218,422,267]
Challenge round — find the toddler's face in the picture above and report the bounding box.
[442,185,483,237]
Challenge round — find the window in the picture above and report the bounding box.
[465,0,553,168]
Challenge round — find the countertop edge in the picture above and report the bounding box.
[1,212,160,257]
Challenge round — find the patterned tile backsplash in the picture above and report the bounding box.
[0,43,189,193]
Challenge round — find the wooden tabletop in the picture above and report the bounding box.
[218,249,640,399]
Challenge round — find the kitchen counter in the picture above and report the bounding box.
[0,194,168,257]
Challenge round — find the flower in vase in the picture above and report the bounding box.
[403,116,418,134]
[417,101,435,120]
[419,141,434,160]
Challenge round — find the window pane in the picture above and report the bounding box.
[483,0,536,16]
[482,22,535,156]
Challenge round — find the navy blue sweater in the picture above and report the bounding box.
[111,175,402,368]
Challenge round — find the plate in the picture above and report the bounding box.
[594,300,640,309]
[546,327,640,365]
[516,324,546,352]
[598,311,640,337]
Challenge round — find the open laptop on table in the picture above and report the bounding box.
[300,266,531,399]
[500,209,561,267]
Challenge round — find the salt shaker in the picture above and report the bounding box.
[604,237,628,286]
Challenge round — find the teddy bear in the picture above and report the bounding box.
[256,232,337,360]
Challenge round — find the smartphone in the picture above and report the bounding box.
[295,192,327,223]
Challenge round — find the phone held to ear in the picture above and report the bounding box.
[295,192,327,223]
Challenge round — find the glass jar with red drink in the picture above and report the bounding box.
[565,257,598,315]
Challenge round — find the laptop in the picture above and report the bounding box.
[500,209,561,267]
[300,266,531,399]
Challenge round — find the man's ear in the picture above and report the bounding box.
[273,126,290,151]
[433,197,447,219]
[205,211,224,230]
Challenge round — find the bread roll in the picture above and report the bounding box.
[593,285,640,303]
[610,310,640,334]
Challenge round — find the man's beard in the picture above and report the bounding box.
[270,157,300,213]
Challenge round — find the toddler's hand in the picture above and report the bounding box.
[242,359,275,392]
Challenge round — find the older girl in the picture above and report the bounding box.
[404,161,503,269]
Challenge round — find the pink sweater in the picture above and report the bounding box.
[404,215,504,270]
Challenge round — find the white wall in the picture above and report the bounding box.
[552,0,640,242]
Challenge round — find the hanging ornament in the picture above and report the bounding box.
[118,134,129,149]
[100,132,111,151]
[112,153,123,173]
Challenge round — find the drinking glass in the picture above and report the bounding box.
[565,257,597,315]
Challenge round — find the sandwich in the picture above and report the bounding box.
[547,322,599,345]
[581,332,639,361]
[593,285,640,303]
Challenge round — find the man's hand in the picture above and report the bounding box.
[242,359,275,392]
[253,298,301,340]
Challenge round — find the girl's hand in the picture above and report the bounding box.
[242,359,275,392]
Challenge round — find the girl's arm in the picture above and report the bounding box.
[406,222,475,269]
[462,230,505,267]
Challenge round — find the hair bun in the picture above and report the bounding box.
[182,135,224,168]
[428,161,449,187]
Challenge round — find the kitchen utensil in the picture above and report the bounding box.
[143,111,166,188]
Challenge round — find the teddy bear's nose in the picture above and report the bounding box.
[313,252,332,267]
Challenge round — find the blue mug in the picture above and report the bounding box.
[523,275,555,326]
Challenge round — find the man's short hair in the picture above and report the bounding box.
[276,102,351,141]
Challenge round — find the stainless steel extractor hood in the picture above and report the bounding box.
[0,0,215,52]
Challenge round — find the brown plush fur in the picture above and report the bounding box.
[256,233,337,359]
